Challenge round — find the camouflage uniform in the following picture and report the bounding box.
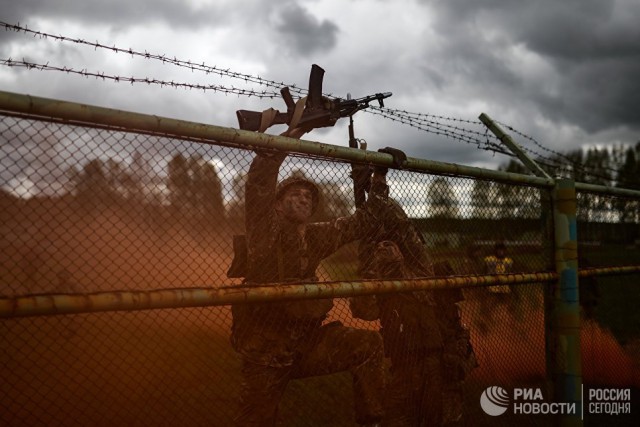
[231,150,385,426]
[351,188,474,426]
[352,239,443,427]
[433,261,477,426]
[347,185,443,426]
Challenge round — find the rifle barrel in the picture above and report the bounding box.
[355,92,392,102]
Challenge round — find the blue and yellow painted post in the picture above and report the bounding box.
[550,178,582,426]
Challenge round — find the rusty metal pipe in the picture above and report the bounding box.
[1,271,560,318]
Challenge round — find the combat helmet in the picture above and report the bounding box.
[276,175,320,214]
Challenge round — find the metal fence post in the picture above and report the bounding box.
[549,178,582,426]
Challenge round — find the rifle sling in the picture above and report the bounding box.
[257,95,307,135]
[259,108,279,133]
[285,96,307,135]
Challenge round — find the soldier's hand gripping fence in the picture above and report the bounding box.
[235,64,392,132]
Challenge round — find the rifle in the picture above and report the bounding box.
[236,64,392,132]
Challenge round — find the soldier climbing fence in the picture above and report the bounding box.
[1,91,639,426]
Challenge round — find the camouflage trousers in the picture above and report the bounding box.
[235,322,385,426]
[441,382,464,426]
[383,350,443,427]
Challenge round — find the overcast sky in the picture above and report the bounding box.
[1,0,639,171]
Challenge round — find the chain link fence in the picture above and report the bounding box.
[1,102,639,426]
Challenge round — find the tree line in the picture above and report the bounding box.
[65,152,224,227]
[431,142,640,221]
[63,152,352,227]
[13,142,640,225]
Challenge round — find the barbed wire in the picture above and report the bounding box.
[374,107,494,140]
[497,121,580,165]
[0,57,506,154]
[485,130,617,183]
[1,58,281,98]
[373,109,620,183]
[0,21,302,95]
[387,109,620,182]
[355,108,620,182]
[366,107,514,158]
[0,60,512,157]
[369,108,486,142]
[3,20,621,178]
[382,108,486,127]
[0,19,513,156]
[497,120,622,181]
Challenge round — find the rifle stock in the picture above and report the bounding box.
[236,110,289,131]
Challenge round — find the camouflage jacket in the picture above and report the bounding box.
[351,195,444,356]
[231,150,385,367]
[350,284,444,358]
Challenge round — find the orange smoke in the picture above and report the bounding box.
[581,320,640,387]
[463,293,640,387]
[464,297,546,383]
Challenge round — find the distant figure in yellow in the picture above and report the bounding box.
[483,242,513,294]
[478,242,514,333]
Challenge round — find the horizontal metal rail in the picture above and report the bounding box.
[0,266,636,318]
[0,90,553,188]
[577,265,640,278]
[1,271,557,318]
[574,181,639,197]
[3,90,640,197]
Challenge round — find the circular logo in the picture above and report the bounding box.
[480,386,510,416]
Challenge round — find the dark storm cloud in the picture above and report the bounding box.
[422,0,640,134]
[0,0,224,57]
[504,1,640,61]
[499,0,640,132]
[533,57,640,132]
[0,0,221,30]
[274,2,339,57]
